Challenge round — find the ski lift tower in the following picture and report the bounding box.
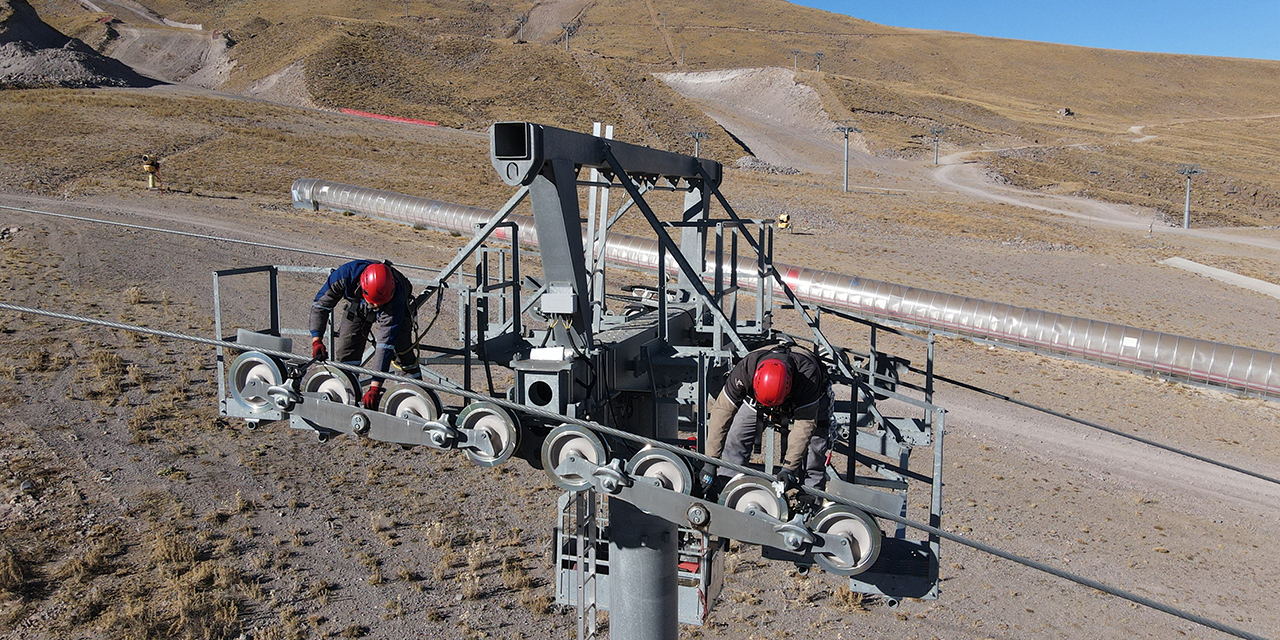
[222,122,948,640]
[490,122,746,638]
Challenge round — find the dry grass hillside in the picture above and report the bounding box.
[32,0,1280,126]
[0,89,507,202]
[5,2,1280,640]
[16,0,1280,225]
[810,68,1280,226]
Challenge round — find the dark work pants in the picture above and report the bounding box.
[333,303,419,375]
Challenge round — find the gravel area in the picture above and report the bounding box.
[0,0,155,88]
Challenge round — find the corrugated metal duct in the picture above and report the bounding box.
[292,178,1280,399]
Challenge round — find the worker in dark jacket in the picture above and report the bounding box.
[703,342,832,490]
[310,260,420,409]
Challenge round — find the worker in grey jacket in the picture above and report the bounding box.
[703,342,832,491]
[309,260,420,409]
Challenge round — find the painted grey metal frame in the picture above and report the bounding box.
[288,137,948,629]
[213,265,281,421]
[490,123,739,639]
[278,123,951,638]
[292,177,1280,400]
[212,264,465,414]
[494,123,947,617]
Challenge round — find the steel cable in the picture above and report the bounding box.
[12,191,1271,484]
[0,301,1269,640]
[915,364,1280,487]
[0,203,451,276]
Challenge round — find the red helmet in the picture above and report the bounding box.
[360,263,395,306]
[752,357,792,407]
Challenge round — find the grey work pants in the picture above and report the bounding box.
[333,303,419,375]
[715,401,830,488]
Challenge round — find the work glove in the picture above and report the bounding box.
[311,337,328,361]
[698,465,727,503]
[362,384,383,410]
[698,465,719,493]
[775,468,798,491]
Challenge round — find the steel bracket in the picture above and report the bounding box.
[556,457,856,567]
[242,380,496,456]
[267,385,301,412]
[454,424,498,458]
[772,515,815,551]
[591,459,632,495]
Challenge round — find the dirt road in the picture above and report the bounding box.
[656,65,1280,261]
[933,148,1280,252]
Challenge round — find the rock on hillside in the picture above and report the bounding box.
[0,0,156,88]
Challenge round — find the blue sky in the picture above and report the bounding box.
[789,1,1280,61]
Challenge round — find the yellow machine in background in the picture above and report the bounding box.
[141,154,161,190]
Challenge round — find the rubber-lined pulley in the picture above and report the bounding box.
[228,351,284,416]
[626,446,693,494]
[379,382,442,421]
[457,401,519,467]
[300,364,360,405]
[808,504,882,576]
[719,474,789,522]
[541,424,607,491]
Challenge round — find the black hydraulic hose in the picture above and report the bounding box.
[916,364,1280,487]
[0,302,1270,640]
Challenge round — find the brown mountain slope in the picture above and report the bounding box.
[575,0,1280,119]
[83,0,1280,128]
[15,0,1280,224]
[0,0,157,88]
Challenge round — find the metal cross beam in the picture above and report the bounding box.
[490,122,722,188]
[602,146,748,356]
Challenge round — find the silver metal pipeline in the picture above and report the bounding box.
[292,179,1280,399]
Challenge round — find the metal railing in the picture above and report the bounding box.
[292,178,1280,400]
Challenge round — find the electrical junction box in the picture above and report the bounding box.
[541,288,577,315]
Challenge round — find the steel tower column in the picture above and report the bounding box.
[528,157,594,347]
[608,498,678,640]
[1183,175,1192,229]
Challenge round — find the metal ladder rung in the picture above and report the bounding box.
[574,489,599,640]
